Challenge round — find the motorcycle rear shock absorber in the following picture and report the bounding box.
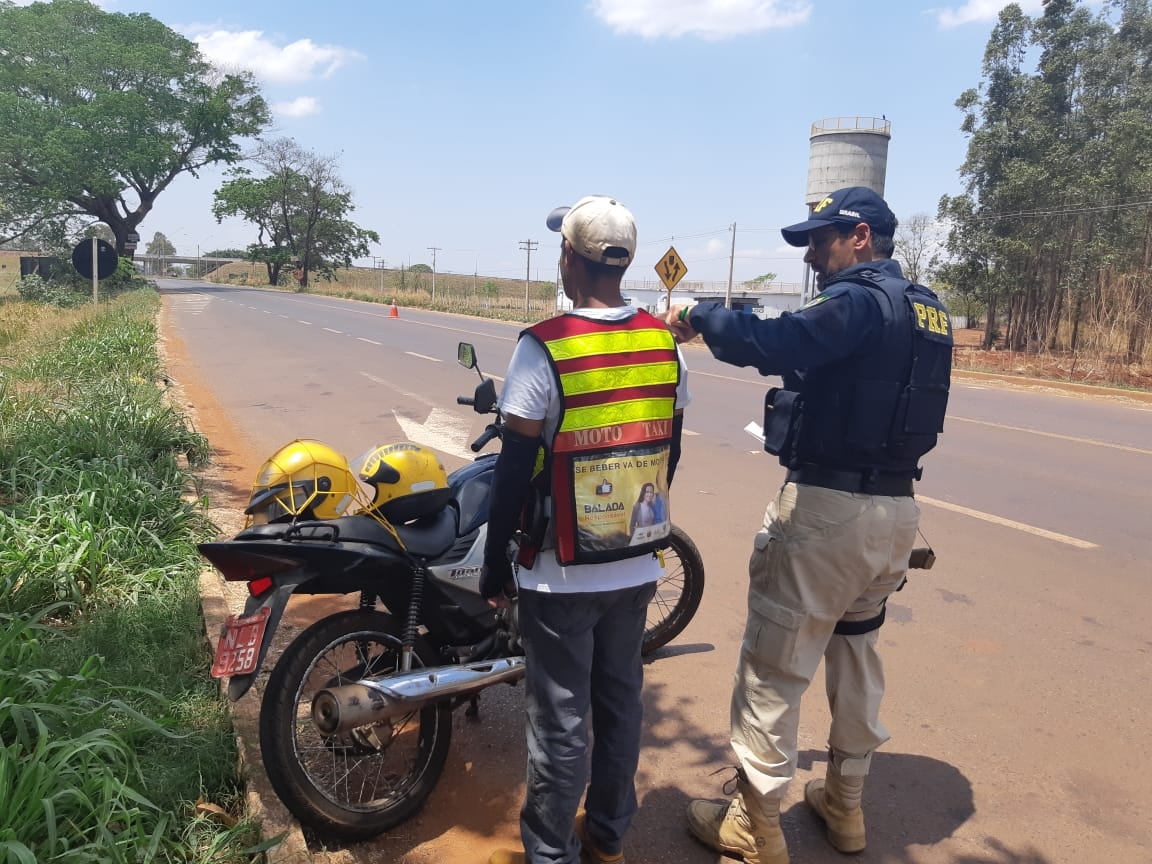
[399,565,427,673]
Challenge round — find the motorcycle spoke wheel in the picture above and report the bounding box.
[260,610,452,840]
[642,524,705,655]
[293,636,425,809]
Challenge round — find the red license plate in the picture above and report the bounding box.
[211,607,271,678]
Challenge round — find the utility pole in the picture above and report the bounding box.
[371,255,386,292]
[724,223,736,309]
[427,246,441,301]
[519,239,538,316]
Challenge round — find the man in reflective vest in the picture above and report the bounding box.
[484,195,691,864]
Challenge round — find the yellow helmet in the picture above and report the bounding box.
[358,443,451,524]
[246,439,360,523]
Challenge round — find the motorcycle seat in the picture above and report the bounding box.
[323,508,461,559]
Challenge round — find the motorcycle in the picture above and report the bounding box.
[199,342,705,841]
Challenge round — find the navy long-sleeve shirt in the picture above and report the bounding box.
[686,259,905,377]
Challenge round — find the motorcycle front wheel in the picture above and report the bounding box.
[642,524,705,655]
[259,609,453,841]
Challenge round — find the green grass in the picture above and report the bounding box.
[0,291,276,862]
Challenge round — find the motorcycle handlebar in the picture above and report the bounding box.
[470,423,501,452]
[457,396,474,406]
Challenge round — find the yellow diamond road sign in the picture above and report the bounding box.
[656,246,687,291]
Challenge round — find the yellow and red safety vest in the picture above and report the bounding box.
[525,310,679,565]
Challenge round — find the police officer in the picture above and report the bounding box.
[667,187,952,864]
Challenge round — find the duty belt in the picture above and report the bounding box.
[786,464,916,497]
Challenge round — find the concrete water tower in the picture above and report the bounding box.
[800,116,892,299]
[806,116,891,202]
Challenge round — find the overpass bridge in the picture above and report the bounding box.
[133,254,243,276]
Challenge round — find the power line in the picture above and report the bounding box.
[965,198,1152,221]
[638,226,732,247]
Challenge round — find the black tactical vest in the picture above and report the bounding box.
[774,267,952,474]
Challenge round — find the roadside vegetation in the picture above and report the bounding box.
[0,288,274,862]
[938,0,1152,384]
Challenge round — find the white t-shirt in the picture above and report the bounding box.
[498,306,692,593]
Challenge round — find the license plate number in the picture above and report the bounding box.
[211,607,271,678]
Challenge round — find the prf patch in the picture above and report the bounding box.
[910,299,953,342]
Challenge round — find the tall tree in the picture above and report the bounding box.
[145,232,177,257]
[213,138,378,288]
[940,0,1152,362]
[0,0,269,254]
[894,213,936,285]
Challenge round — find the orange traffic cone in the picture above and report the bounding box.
[389,299,399,318]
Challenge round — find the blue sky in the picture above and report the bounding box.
[41,0,1059,284]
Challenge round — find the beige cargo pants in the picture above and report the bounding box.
[730,481,920,800]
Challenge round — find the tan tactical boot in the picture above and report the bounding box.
[804,759,866,853]
[686,786,789,864]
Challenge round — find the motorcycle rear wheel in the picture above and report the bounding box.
[259,609,453,840]
[642,524,705,655]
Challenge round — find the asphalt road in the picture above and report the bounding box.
[160,280,1152,864]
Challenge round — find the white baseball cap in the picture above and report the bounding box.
[546,195,636,267]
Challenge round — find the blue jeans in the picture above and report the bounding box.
[518,582,657,864]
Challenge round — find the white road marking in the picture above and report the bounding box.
[357,370,497,460]
[358,337,382,346]
[683,429,700,435]
[393,408,475,461]
[323,327,342,334]
[406,351,441,362]
[170,294,210,315]
[286,296,518,341]
[297,320,312,325]
[917,495,1098,549]
[693,374,1146,453]
[950,416,1152,456]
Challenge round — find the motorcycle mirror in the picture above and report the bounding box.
[473,377,497,414]
[457,342,477,370]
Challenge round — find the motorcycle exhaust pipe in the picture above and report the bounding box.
[311,656,526,735]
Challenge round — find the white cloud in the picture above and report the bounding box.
[272,96,321,118]
[191,29,361,84]
[591,0,811,40]
[936,0,1045,29]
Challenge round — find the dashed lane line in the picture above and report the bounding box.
[949,416,1152,456]
[917,495,1097,549]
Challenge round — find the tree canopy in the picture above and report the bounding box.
[939,0,1152,364]
[0,0,269,254]
[145,231,176,257]
[213,138,379,288]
